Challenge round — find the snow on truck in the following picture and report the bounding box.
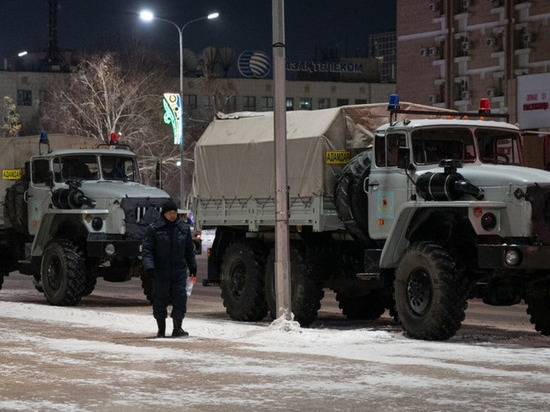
[0,133,171,304]
[193,96,550,340]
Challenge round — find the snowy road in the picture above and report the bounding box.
[1,272,550,411]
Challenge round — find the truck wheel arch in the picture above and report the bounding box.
[31,214,88,258]
[381,206,476,269]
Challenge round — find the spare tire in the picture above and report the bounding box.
[5,180,28,235]
[333,150,376,247]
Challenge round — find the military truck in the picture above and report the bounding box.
[0,133,170,304]
[193,97,550,340]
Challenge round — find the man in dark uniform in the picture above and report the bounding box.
[142,200,197,337]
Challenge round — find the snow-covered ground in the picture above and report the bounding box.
[1,288,550,412]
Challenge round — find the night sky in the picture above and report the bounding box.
[1,0,396,64]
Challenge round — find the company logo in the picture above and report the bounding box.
[238,50,271,78]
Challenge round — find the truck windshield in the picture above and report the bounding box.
[54,155,99,182]
[100,155,138,181]
[412,128,475,165]
[475,129,523,165]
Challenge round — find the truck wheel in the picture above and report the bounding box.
[265,247,324,327]
[41,239,86,306]
[525,283,550,335]
[81,275,97,297]
[32,275,44,293]
[220,239,267,321]
[336,290,385,320]
[394,242,468,340]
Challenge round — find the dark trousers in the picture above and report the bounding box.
[152,277,187,320]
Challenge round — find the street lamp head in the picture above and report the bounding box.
[208,12,220,20]
[139,10,154,22]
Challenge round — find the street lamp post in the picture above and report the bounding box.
[140,10,219,208]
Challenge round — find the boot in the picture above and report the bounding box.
[156,318,166,338]
[172,318,189,337]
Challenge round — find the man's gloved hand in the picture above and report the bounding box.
[189,267,197,277]
[147,268,155,278]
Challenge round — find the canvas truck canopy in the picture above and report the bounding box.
[192,102,446,200]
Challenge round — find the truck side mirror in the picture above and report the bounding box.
[397,147,410,169]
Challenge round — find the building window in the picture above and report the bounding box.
[225,96,237,112]
[184,94,197,109]
[262,96,273,110]
[355,99,367,104]
[243,96,256,111]
[286,97,294,111]
[336,98,349,107]
[203,96,213,110]
[299,98,312,110]
[318,98,330,109]
[17,89,32,106]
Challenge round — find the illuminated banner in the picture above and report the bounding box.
[163,93,182,145]
[325,150,351,165]
[517,73,550,129]
[2,169,22,180]
[287,61,363,74]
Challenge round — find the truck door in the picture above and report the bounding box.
[27,159,52,236]
[367,132,409,240]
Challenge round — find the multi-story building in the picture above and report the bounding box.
[397,0,550,129]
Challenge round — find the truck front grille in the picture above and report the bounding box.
[120,198,169,240]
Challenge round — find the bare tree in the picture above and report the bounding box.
[40,52,187,199]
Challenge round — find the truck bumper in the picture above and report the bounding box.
[478,244,550,269]
[87,234,141,259]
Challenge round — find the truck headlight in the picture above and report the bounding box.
[505,248,521,266]
[105,243,116,256]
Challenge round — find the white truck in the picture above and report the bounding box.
[193,97,550,340]
[0,134,171,304]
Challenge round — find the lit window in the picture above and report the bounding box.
[299,98,312,110]
[286,98,294,111]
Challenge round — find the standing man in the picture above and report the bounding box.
[142,200,197,338]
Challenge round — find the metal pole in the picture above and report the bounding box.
[178,26,185,208]
[272,0,291,320]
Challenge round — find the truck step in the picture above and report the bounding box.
[356,272,380,281]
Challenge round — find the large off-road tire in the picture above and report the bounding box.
[81,275,97,297]
[394,242,469,340]
[220,239,267,322]
[334,150,375,247]
[525,283,550,335]
[265,247,324,327]
[336,290,386,320]
[41,239,86,306]
[5,180,29,235]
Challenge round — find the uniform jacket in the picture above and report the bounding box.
[141,216,197,280]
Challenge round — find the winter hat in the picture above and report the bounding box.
[161,200,178,215]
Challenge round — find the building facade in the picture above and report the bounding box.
[397,0,550,127]
[0,70,395,135]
